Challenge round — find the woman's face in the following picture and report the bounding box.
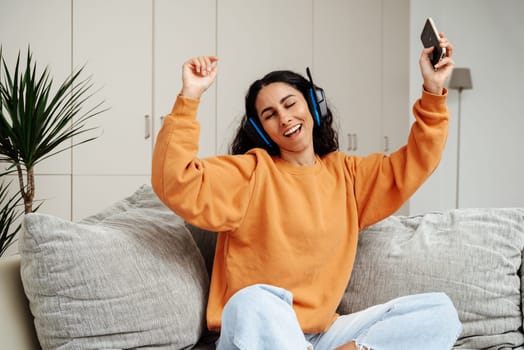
[255,82,315,158]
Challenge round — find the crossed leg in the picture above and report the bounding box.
[217,284,461,350]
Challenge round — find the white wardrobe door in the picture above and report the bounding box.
[72,0,153,176]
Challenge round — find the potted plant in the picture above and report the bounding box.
[0,47,107,255]
[0,47,107,213]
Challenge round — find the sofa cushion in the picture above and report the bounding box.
[338,208,524,349]
[19,185,209,350]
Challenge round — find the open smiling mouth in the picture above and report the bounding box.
[283,124,302,137]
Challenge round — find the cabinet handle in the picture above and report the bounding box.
[144,114,151,139]
[384,136,390,152]
[347,133,358,151]
[160,116,165,125]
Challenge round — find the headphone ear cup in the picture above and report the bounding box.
[307,86,328,126]
[315,87,328,120]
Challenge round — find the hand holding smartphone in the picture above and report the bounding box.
[420,17,446,67]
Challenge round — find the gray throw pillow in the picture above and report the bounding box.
[338,208,524,349]
[19,185,209,350]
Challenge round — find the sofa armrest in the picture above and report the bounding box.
[0,254,41,350]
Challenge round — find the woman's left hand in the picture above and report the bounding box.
[419,33,454,95]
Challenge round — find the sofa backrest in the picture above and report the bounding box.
[0,254,41,350]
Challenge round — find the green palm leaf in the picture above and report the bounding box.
[0,48,107,172]
[0,180,22,256]
[0,47,107,213]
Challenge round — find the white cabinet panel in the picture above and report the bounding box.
[34,175,72,219]
[216,0,313,154]
[381,0,410,154]
[4,174,71,218]
[72,0,153,175]
[2,0,416,220]
[313,0,382,156]
[314,0,409,214]
[154,0,217,158]
[72,175,150,220]
[0,0,71,175]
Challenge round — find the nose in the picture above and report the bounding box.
[279,108,292,125]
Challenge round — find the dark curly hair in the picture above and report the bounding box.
[229,70,338,156]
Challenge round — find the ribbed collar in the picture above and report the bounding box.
[273,155,323,175]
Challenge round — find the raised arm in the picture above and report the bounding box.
[353,34,454,228]
[152,56,255,232]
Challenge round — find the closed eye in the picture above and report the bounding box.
[264,112,275,120]
[260,94,297,119]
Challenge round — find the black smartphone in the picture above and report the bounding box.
[420,17,446,67]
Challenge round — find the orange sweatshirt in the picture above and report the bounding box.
[152,89,449,333]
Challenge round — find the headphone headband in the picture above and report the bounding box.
[306,67,327,127]
[306,67,315,86]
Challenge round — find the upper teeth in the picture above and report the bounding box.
[284,124,301,136]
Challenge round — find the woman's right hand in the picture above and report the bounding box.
[180,56,218,100]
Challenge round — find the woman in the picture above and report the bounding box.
[152,34,462,350]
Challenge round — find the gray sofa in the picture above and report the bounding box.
[1,184,524,349]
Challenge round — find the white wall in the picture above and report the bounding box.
[409,0,524,214]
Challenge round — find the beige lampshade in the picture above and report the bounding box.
[448,67,472,91]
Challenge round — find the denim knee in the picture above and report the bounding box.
[359,292,462,350]
[401,292,462,348]
[222,284,293,320]
[427,292,462,335]
[218,284,309,350]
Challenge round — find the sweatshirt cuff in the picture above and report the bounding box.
[169,94,200,120]
[420,86,448,113]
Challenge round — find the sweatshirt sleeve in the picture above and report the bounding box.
[151,95,255,232]
[352,88,449,229]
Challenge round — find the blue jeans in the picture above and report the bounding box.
[216,284,462,350]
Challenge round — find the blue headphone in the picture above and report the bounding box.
[246,67,328,150]
[306,67,328,128]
